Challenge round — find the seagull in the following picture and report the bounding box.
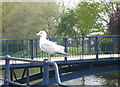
[36,30,68,61]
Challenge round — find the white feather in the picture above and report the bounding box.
[36,31,66,55]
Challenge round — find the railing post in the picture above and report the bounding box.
[88,38,91,54]
[59,65,62,77]
[35,39,38,58]
[26,68,30,86]
[82,38,84,59]
[4,55,10,87]
[10,69,13,81]
[63,38,67,62]
[6,41,9,55]
[30,40,34,59]
[113,38,117,54]
[95,37,99,60]
[43,59,49,86]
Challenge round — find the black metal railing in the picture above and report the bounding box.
[1,35,120,61]
[0,55,68,87]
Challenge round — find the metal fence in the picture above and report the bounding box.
[1,35,120,60]
[0,55,68,87]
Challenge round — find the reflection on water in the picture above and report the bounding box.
[63,75,118,85]
[63,75,105,85]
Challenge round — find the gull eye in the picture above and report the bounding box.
[40,32,42,34]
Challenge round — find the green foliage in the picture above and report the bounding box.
[56,9,77,36]
[2,1,119,39]
[2,2,60,39]
[2,2,19,34]
[99,39,114,54]
[75,2,102,33]
[56,2,119,37]
[2,41,24,56]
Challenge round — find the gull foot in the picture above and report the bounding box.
[44,58,51,63]
[46,58,51,62]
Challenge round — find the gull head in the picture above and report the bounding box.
[36,31,47,37]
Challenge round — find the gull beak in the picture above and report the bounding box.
[36,33,39,36]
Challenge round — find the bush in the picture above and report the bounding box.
[2,41,24,56]
[99,39,114,54]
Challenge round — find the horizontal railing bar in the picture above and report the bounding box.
[0,56,43,63]
[49,35,120,39]
[0,77,26,86]
[1,35,120,41]
[7,80,26,87]
[0,77,4,81]
[0,38,39,41]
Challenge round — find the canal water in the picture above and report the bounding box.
[63,74,118,85]
[0,68,118,86]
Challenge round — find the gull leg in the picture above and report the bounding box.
[49,54,52,61]
[46,54,51,62]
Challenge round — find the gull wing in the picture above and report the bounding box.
[40,40,65,54]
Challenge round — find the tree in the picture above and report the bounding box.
[108,5,120,35]
[2,2,60,39]
[56,2,119,37]
[74,2,102,36]
[0,1,2,40]
[56,9,77,37]
[2,2,19,36]
[108,5,120,53]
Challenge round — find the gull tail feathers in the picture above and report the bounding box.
[62,52,69,56]
[56,52,69,56]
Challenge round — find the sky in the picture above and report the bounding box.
[56,0,119,8]
[2,0,119,2]
[57,0,80,8]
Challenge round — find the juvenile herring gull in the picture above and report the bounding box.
[36,31,68,61]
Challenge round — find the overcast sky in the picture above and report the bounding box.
[2,0,119,2]
[56,0,79,8]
